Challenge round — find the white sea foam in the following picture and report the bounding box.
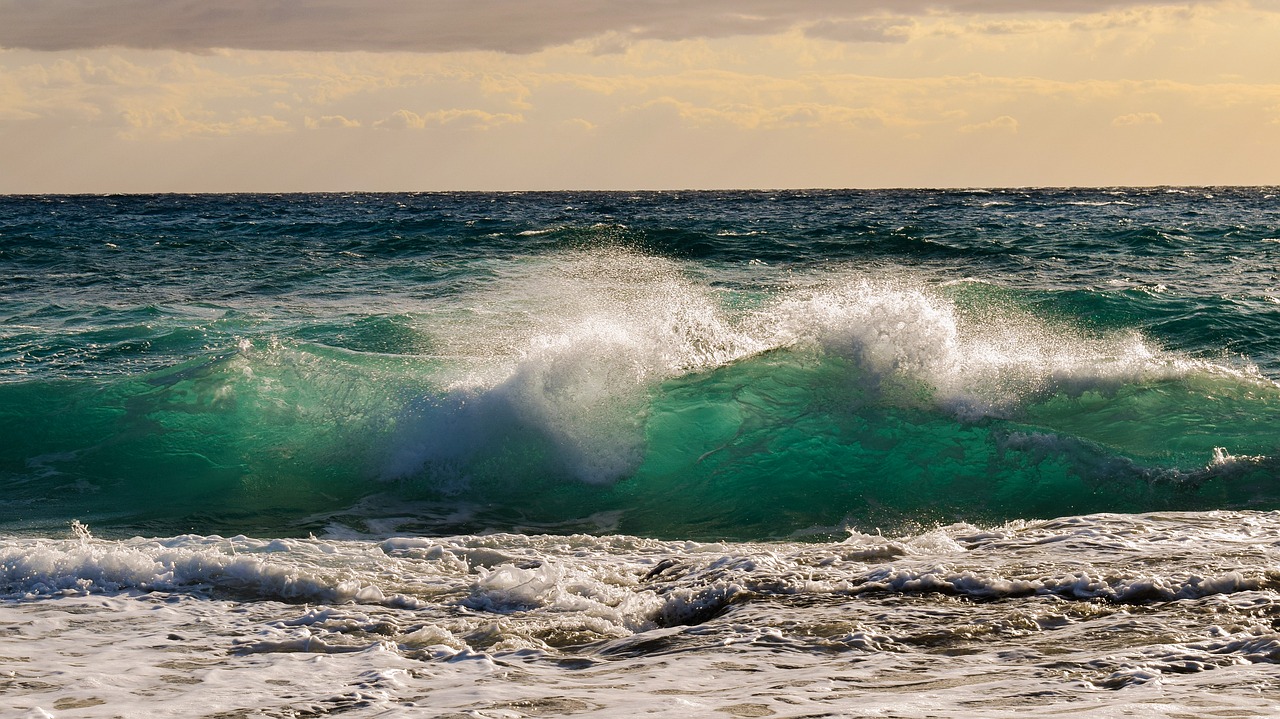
[4,513,1280,717]
[516,227,560,236]
[1209,446,1268,469]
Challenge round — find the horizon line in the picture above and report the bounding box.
[4,184,1278,198]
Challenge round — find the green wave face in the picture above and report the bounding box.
[0,348,392,534]
[626,353,1280,539]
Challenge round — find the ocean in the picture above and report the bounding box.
[2,188,1279,716]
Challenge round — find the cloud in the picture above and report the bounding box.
[804,17,916,43]
[4,53,320,137]
[958,115,1020,133]
[967,19,1057,34]
[0,0,1199,54]
[1111,111,1162,126]
[636,96,893,131]
[373,108,523,130]
[121,107,289,139]
[305,114,361,129]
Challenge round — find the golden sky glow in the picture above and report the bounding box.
[2,1,1279,191]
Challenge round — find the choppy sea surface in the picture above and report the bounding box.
[3,189,1280,717]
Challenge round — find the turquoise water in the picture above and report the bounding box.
[3,189,1279,539]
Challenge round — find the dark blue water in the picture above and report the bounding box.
[3,188,1279,538]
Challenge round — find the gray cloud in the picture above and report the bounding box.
[0,0,1198,53]
[804,18,916,44]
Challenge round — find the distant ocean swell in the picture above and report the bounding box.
[4,249,1277,539]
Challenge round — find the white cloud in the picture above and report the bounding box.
[637,96,893,130]
[304,114,361,129]
[564,117,597,131]
[804,17,916,43]
[1111,111,1163,126]
[958,115,1019,133]
[121,107,289,139]
[374,108,523,130]
[967,19,1057,34]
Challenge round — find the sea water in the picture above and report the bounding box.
[2,189,1279,716]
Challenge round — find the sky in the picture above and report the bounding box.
[1,1,1279,191]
